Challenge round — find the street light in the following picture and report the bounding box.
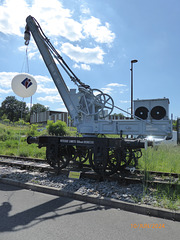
[130,59,138,118]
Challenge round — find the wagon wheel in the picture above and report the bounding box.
[106,148,120,175]
[119,148,141,171]
[89,150,107,176]
[75,146,90,167]
[89,148,120,176]
[126,149,142,167]
[46,144,70,172]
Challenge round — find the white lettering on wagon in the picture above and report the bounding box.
[60,139,94,144]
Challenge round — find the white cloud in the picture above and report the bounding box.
[28,51,39,60]
[61,43,105,64]
[35,75,59,95]
[0,0,116,71]
[80,5,91,15]
[0,0,84,41]
[0,0,29,36]
[37,94,63,103]
[32,0,84,42]
[73,63,80,69]
[119,100,130,103]
[107,83,127,87]
[0,71,18,88]
[81,64,91,71]
[82,16,115,44]
[0,0,115,45]
[73,63,91,71]
[37,85,58,95]
[0,88,12,94]
[101,82,127,95]
[35,75,52,83]
[101,87,113,95]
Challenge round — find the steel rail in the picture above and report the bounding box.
[0,155,179,186]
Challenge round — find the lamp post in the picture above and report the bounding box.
[130,59,138,118]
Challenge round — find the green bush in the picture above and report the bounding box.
[2,119,10,125]
[46,120,68,136]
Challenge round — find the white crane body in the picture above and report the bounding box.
[25,16,172,175]
[25,16,172,137]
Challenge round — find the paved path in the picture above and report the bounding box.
[0,183,179,240]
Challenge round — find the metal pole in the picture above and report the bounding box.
[130,62,133,118]
[130,60,138,118]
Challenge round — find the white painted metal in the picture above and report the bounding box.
[25,16,172,138]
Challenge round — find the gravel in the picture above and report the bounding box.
[0,165,179,210]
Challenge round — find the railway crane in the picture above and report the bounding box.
[25,16,172,175]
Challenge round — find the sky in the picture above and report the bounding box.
[0,0,180,119]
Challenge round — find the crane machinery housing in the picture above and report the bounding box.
[25,16,172,176]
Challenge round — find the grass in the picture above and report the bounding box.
[146,184,180,210]
[139,145,180,174]
[0,122,79,159]
[0,122,46,159]
[138,145,180,210]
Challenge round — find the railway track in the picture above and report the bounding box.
[0,155,179,186]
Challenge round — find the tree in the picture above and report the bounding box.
[111,113,125,119]
[0,96,29,122]
[30,103,49,114]
[0,96,50,123]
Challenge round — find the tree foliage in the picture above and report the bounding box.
[0,96,29,122]
[30,103,49,114]
[0,96,48,123]
[111,113,125,119]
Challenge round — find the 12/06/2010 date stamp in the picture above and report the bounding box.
[131,223,165,229]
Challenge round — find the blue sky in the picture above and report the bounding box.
[0,0,180,119]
